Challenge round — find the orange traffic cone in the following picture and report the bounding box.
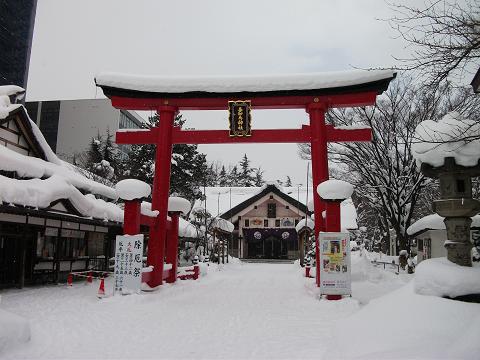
[87,271,93,283]
[67,273,73,286]
[97,278,105,298]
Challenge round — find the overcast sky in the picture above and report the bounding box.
[26,0,410,185]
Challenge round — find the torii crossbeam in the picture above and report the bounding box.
[96,70,396,288]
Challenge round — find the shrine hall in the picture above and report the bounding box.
[194,184,358,260]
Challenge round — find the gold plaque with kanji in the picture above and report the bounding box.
[228,100,252,137]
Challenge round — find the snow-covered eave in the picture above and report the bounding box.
[0,137,116,199]
[96,70,396,98]
[0,175,124,223]
[407,213,480,237]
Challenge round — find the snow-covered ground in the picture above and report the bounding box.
[1,252,478,359]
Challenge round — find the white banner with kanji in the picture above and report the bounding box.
[114,234,144,294]
[319,232,351,296]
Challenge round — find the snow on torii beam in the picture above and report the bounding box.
[96,70,396,288]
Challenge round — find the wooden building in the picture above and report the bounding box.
[0,86,123,288]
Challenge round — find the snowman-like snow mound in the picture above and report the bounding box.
[317,179,354,200]
[412,111,480,167]
[168,196,191,215]
[116,179,151,200]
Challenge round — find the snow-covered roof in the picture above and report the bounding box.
[193,186,357,230]
[0,89,117,199]
[317,179,354,200]
[193,185,311,219]
[0,174,124,222]
[210,217,234,233]
[96,69,395,95]
[412,112,480,168]
[407,213,480,236]
[295,217,314,232]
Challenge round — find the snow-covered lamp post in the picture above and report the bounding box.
[317,179,354,232]
[167,196,191,283]
[116,179,151,235]
[412,112,480,267]
[317,179,354,301]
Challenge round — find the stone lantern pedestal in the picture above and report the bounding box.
[421,157,480,266]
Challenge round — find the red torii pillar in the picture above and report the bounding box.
[307,102,329,287]
[118,106,177,288]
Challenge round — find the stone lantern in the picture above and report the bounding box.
[421,157,480,266]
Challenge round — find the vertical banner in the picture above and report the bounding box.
[228,100,252,137]
[319,232,351,296]
[114,234,144,294]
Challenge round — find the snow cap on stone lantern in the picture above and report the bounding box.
[317,179,354,201]
[116,179,151,200]
[412,111,480,168]
[168,196,191,215]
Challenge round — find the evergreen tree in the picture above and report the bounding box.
[228,166,239,186]
[253,167,265,187]
[218,165,228,187]
[124,113,208,203]
[86,134,103,169]
[285,176,293,187]
[238,153,254,187]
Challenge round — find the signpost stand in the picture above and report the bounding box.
[319,232,351,299]
[114,234,144,295]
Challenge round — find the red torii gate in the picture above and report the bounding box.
[96,70,395,288]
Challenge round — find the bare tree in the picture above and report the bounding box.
[389,0,480,86]
[299,76,480,252]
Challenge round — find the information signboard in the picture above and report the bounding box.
[319,232,351,296]
[114,234,144,294]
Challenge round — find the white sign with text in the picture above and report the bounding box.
[114,234,144,294]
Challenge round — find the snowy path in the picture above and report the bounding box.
[1,259,406,359]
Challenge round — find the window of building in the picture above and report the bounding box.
[263,219,269,227]
[254,205,257,209]
[286,206,289,209]
[244,219,250,227]
[119,111,141,130]
[275,219,280,227]
[267,203,276,218]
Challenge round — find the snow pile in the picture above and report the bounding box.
[328,281,480,359]
[412,111,480,167]
[96,69,395,94]
[168,196,191,215]
[209,217,234,233]
[317,179,354,200]
[414,257,480,298]
[350,250,386,282]
[295,217,314,232]
[408,213,480,235]
[140,202,159,218]
[116,179,151,200]
[0,308,30,352]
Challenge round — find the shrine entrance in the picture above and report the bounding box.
[96,70,395,288]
